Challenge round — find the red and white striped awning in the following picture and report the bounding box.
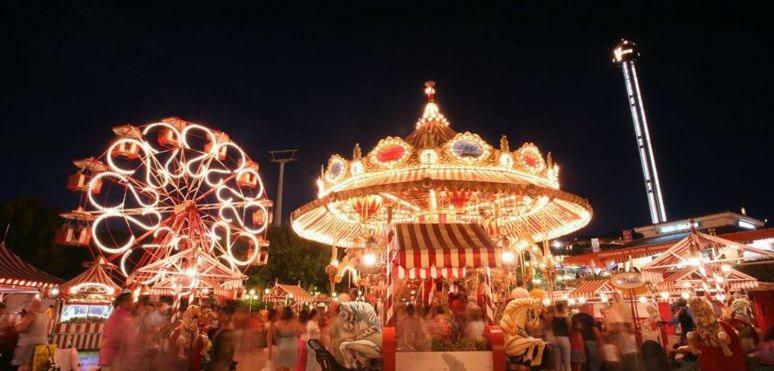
[396,267,466,279]
[569,279,615,299]
[60,256,121,298]
[0,242,62,290]
[392,223,499,270]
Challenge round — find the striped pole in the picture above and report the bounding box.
[385,238,395,326]
[483,268,495,325]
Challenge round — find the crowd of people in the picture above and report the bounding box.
[4,288,774,371]
[393,291,488,352]
[94,292,360,371]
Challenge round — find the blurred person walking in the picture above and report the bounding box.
[268,307,302,371]
[98,293,138,371]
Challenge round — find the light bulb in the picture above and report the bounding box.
[501,251,516,264]
[362,253,377,267]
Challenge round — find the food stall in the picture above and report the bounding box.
[50,256,120,350]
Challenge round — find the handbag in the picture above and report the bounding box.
[33,344,60,371]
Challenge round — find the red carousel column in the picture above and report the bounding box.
[382,245,396,371]
[486,325,506,371]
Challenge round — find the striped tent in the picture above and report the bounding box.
[0,242,62,292]
[265,283,314,304]
[60,256,121,300]
[393,223,500,275]
[386,223,501,325]
[655,266,759,293]
[568,279,616,300]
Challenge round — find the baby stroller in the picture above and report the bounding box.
[308,339,348,371]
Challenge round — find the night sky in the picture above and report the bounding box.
[2,1,772,236]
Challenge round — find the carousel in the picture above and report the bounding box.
[292,82,593,370]
[58,117,273,306]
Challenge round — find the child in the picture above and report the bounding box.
[570,318,586,371]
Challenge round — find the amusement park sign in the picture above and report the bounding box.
[609,271,645,290]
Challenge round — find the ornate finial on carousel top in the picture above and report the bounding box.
[424,81,436,102]
[353,143,362,161]
[500,135,510,152]
[546,151,553,168]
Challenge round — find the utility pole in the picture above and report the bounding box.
[269,150,298,226]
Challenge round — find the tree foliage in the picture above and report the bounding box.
[245,225,331,293]
[0,197,89,279]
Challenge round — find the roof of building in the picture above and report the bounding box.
[59,256,121,297]
[0,242,62,289]
[265,283,314,303]
[563,227,774,267]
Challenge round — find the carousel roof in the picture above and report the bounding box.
[0,242,62,289]
[292,82,592,248]
[60,256,121,297]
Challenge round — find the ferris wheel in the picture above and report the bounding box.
[58,117,272,298]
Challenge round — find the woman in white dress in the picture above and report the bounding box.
[303,309,322,371]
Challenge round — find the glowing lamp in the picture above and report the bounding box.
[501,250,516,264]
[660,291,669,300]
[599,294,609,303]
[542,298,551,306]
[721,264,731,273]
[330,259,340,267]
[638,296,648,304]
[681,291,690,300]
[249,288,256,295]
[688,257,700,266]
[567,298,577,306]
[362,252,377,267]
[577,296,586,304]
[49,286,60,298]
[264,288,270,294]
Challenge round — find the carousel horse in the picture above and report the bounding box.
[725,298,760,352]
[499,298,546,366]
[338,301,383,369]
[679,297,746,371]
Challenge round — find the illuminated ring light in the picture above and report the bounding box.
[370,137,412,168]
[67,119,271,297]
[326,155,349,182]
[447,132,491,164]
[517,143,546,174]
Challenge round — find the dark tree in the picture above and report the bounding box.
[0,196,89,279]
[245,225,332,293]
